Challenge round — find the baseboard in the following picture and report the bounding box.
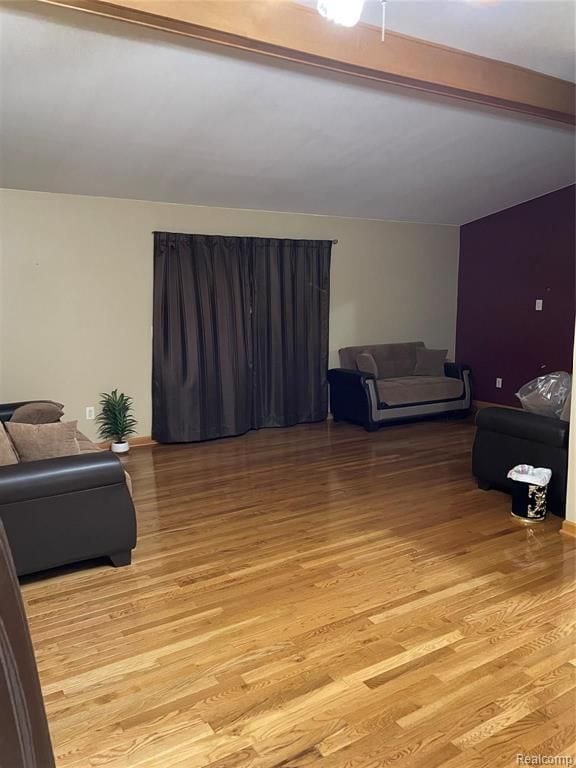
[130,436,158,448]
[560,520,576,539]
[98,436,157,449]
[473,400,521,411]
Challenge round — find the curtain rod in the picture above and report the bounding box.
[151,231,338,244]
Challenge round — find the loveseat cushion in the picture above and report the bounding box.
[340,342,424,378]
[0,425,18,467]
[414,348,447,377]
[376,376,464,407]
[356,352,379,378]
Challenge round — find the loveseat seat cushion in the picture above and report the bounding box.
[376,376,464,407]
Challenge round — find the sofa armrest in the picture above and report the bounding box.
[476,407,569,450]
[328,368,375,383]
[0,453,127,505]
[328,368,376,429]
[444,362,470,380]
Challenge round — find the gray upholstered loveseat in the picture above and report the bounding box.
[328,341,471,430]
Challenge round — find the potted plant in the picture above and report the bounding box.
[96,390,137,454]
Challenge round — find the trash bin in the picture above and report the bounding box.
[506,465,552,522]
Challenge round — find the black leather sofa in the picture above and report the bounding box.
[0,521,56,767]
[0,401,137,576]
[472,407,569,517]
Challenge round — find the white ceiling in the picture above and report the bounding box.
[0,2,574,225]
[301,0,576,81]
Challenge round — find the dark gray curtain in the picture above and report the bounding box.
[152,234,253,442]
[152,232,331,442]
[251,238,331,428]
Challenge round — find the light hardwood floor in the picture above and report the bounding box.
[21,419,576,768]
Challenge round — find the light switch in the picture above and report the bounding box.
[535,299,543,311]
[496,378,503,389]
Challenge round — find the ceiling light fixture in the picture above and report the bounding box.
[316,0,366,28]
[317,0,388,38]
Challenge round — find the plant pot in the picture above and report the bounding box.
[111,441,129,454]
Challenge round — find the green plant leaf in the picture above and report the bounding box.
[96,390,138,442]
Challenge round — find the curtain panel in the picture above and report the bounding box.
[152,232,331,443]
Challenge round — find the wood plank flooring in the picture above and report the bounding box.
[21,419,576,767]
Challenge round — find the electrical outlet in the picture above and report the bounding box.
[85,406,95,420]
[535,299,543,311]
[496,378,503,389]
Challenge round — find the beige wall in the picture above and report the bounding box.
[0,189,460,439]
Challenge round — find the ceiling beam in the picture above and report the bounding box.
[38,0,575,126]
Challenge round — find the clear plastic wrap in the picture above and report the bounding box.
[516,371,572,419]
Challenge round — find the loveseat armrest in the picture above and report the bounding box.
[476,407,569,450]
[0,453,127,505]
[444,362,470,380]
[328,368,375,383]
[328,368,375,429]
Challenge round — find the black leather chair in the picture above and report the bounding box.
[0,402,137,576]
[472,407,569,517]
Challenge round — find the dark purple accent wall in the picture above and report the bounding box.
[456,185,575,406]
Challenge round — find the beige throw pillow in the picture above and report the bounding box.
[414,348,448,377]
[6,421,80,462]
[0,423,19,466]
[10,401,64,424]
[356,352,379,378]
